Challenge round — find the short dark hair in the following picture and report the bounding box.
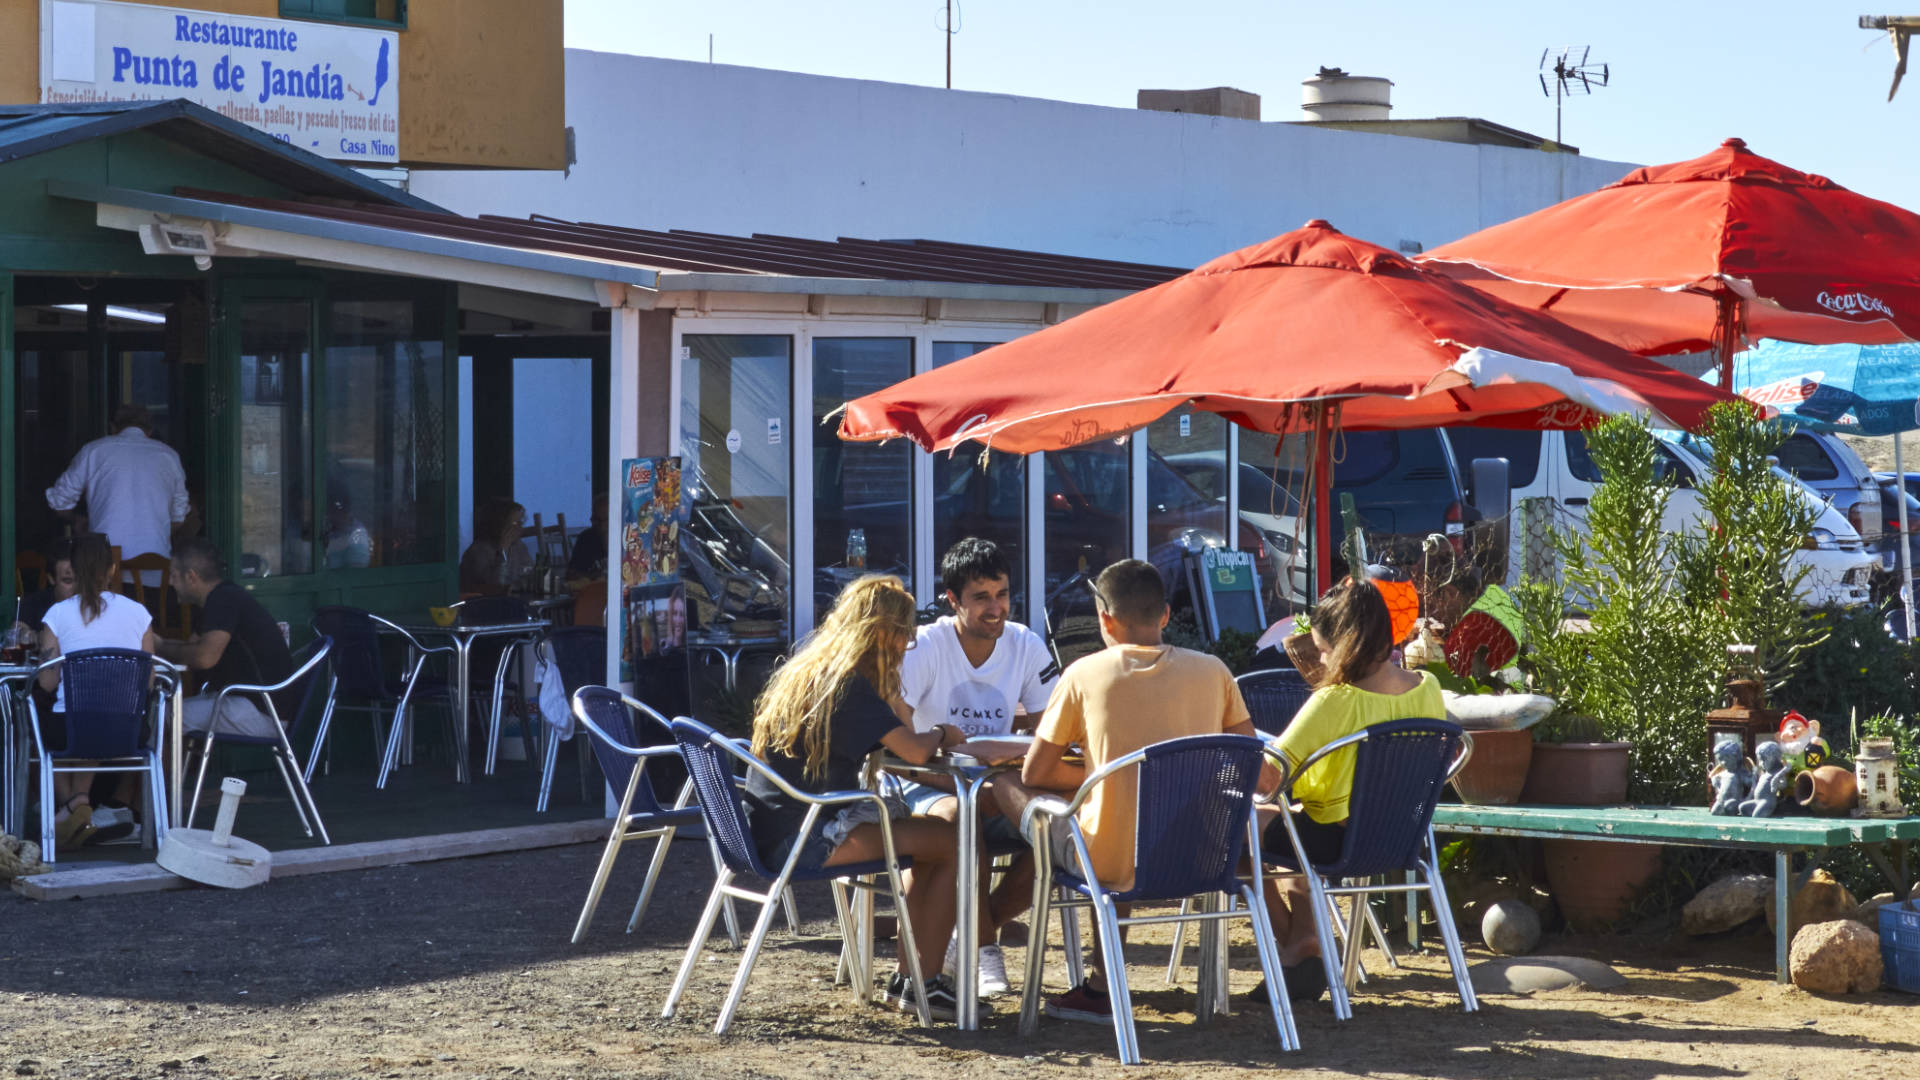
[1092,559,1166,625]
[41,537,74,569]
[111,403,153,433]
[940,537,1011,598]
[172,536,227,584]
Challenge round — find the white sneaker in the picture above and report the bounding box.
[942,937,1013,998]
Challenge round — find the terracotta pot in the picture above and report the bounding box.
[1520,741,1632,805]
[1283,633,1325,684]
[1793,764,1858,816]
[1542,839,1663,931]
[1451,728,1534,805]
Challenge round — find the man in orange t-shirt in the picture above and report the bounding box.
[992,559,1256,1026]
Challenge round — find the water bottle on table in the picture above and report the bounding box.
[846,528,867,571]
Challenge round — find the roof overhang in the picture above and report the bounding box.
[51,181,1142,310]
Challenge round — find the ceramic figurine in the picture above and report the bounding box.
[1740,740,1792,817]
[1776,711,1830,770]
[1709,738,1751,815]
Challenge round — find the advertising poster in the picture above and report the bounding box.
[619,457,688,681]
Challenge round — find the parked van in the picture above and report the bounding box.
[1439,427,1876,609]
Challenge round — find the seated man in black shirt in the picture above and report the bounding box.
[15,538,76,635]
[156,537,296,738]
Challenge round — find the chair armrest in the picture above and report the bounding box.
[1018,794,1075,845]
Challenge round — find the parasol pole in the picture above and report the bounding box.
[1714,291,1741,394]
[1900,433,1916,639]
[1313,404,1334,597]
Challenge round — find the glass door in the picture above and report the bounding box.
[217,282,318,583]
[1,272,12,607]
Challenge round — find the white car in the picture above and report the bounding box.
[1442,427,1875,609]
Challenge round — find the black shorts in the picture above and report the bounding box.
[1262,814,1347,871]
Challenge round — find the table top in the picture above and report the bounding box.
[397,621,549,638]
[1433,803,1920,847]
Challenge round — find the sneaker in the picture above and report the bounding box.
[1044,980,1112,1025]
[942,938,1014,998]
[1244,959,1330,1005]
[92,821,143,847]
[882,971,958,1022]
[86,807,137,846]
[53,802,95,852]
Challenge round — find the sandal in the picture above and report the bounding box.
[54,797,96,851]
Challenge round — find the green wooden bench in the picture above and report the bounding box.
[1427,804,1920,982]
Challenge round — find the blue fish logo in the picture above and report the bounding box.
[368,39,390,107]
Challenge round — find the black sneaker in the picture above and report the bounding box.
[883,971,958,1022]
[1245,960,1329,1005]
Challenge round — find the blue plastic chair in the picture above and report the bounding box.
[26,648,167,864]
[1238,668,1316,737]
[184,638,335,845]
[567,686,706,943]
[1017,733,1298,1064]
[662,716,931,1034]
[535,626,607,811]
[308,606,461,789]
[1268,718,1477,1021]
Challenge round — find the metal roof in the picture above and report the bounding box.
[0,100,438,210]
[160,187,1190,292]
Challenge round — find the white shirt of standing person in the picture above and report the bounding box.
[45,427,190,570]
[899,615,1057,737]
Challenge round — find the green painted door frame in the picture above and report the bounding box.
[1,270,13,609]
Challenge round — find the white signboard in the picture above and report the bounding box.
[39,0,400,163]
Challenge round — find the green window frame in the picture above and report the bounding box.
[279,0,408,30]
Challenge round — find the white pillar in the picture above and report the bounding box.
[606,298,641,693]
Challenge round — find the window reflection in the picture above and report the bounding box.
[325,298,447,569]
[238,301,312,578]
[931,342,1026,613]
[813,338,912,612]
[1044,439,1129,668]
[1146,406,1230,626]
[680,335,792,644]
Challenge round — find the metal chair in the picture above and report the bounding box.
[567,687,706,942]
[1017,733,1297,1064]
[452,596,533,777]
[662,716,931,1035]
[1268,718,1478,1021]
[1165,668,1317,983]
[25,648,169,864]
[307,606,461,789]
[184,638,335,845]
[535,626,606,811]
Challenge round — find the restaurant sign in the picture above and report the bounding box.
[39,0,399,163]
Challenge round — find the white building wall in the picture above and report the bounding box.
[413,52,1638,267]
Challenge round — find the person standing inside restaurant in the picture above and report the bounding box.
[44,405,190,581]
[893,537,1057,997]
[990,559,1259,1025]
[36,534,157,849]
[155,538,295,740]
[748,575,969,1021]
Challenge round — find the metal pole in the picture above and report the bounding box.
[945,1,953,89]
[1313,407,1334,597]
[1899,434,1915,638]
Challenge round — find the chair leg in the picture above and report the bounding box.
[1360,890,1400,970]
[377,666,422,789]
[829,880,861,997]
[714,889,788,1035]
[1164,896,1194,985]
[624,831,677,935]
[1305,872,1353,1022]
[1241,883,1301,1052]
[270,749,315,839]
[37,759,56,865]
[302,679,338,784]
[1017,869,1054,1037]
[536,727,560,812]
[1061,900,1086,988]
[1421,846,1479,1013]
[187,733,217,829]
[781,887,802,933]
[884,857,933,1029]
[572,816,630,943]
[704,833,743,947]
[275,727,329,845]
[663,871,734,1020]
[1092,894,1140,1065]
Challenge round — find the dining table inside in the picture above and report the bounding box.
[387,617,550,784]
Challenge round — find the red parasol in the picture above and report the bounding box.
[839,221,1740,593]
[1419,138,1920,389]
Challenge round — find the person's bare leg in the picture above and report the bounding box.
[1264,874,1322,966]
[827,818,959,980]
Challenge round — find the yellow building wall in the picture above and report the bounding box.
[0,0,565,170]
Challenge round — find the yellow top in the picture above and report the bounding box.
[1275,670,1444,824]
[1034,644,1249,891]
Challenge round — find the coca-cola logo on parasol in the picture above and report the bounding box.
[1814,291,1895,318]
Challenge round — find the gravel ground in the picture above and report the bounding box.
[4,842,1917,1079]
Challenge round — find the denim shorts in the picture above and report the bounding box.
[887,776,1026,850]
[766,794,910,873]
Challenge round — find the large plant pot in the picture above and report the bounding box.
[1451,728,1534,805]
[1521,741,1632,805]
[1542,839,1663,931]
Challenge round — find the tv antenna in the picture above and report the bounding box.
[939,1,962,88]
[1538,46,1609,145]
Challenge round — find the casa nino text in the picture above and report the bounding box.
[108,17,348,106]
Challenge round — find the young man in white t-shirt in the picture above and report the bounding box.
[893,537,1057,995]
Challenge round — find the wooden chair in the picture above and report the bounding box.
[120,552,191,639]
[15,551,47,596]
[526,513,570,568]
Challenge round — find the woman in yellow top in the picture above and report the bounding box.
[1254,578,1442,1004]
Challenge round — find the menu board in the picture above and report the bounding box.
[1191,547,1266,641]
[620,457,689,681]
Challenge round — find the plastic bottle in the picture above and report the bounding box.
[847,528,867,571]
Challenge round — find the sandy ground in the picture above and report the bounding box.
[3,842,1917,1080]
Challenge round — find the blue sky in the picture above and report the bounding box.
[564,1,1919,211]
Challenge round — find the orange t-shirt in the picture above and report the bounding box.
[1033,644,1250,891]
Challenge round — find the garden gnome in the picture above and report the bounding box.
[1740,741,1792,817]
[1709,738,1751,816]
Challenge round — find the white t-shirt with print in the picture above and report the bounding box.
[899,616,1057,736]
[42,592,153,712]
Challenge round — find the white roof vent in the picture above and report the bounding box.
[1301,67,1392,122]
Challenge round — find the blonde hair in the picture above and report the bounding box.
[752,575,915,781]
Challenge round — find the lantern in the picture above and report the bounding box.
[1854,738,1909,819]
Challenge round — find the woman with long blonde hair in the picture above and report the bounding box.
[745,575,967,1020]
